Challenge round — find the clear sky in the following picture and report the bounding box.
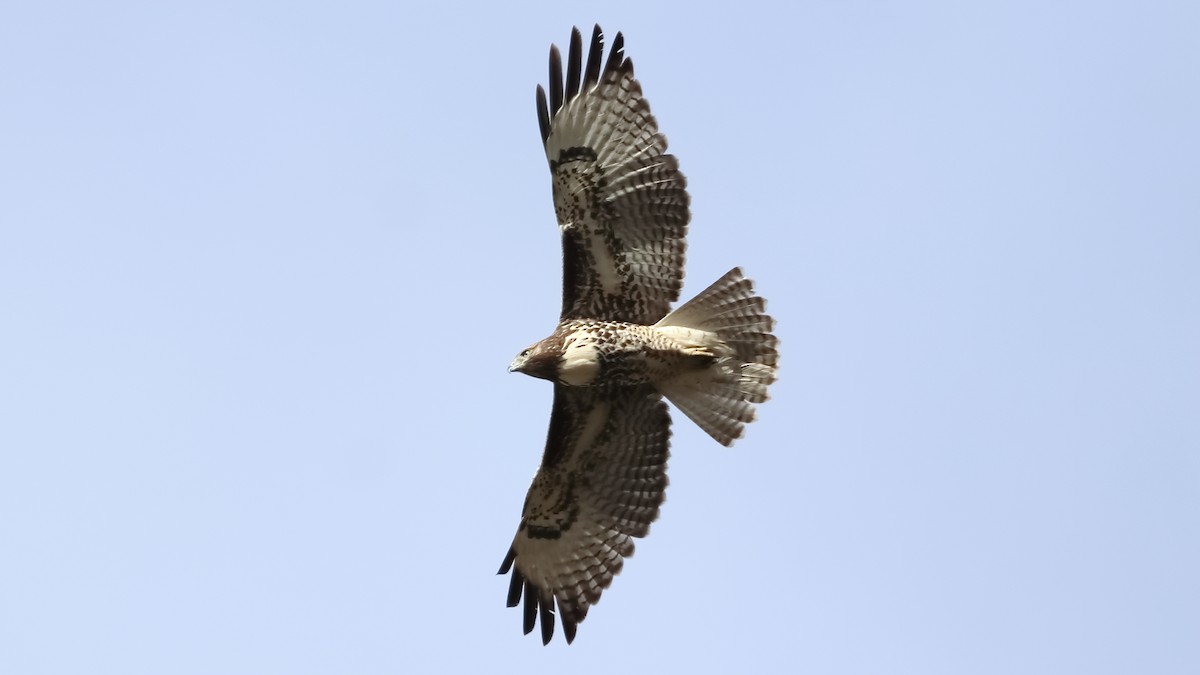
[2,1,1197,673]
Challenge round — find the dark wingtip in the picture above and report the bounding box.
[522,582,538,637]
[536,85,550,145]
[563,616,578,644]
[505,570,523,608]
[584,25,603,89]
[498,547,516,574]
[605,31,625,75]
[548,44,564,117]
[541,25,623,147]
[539,596,555,645]
[565,27,582,100]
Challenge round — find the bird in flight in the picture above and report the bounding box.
[499,25,779,645]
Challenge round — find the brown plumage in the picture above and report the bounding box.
[500,26,779,644]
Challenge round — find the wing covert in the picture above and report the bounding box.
[537,25,690,324]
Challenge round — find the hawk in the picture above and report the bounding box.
[499,25,779,645]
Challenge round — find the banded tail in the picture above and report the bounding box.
[654,267,779,445]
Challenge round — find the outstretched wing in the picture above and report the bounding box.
[498,384,671,644]
[537,25,691,324]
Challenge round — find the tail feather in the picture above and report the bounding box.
[655,268,778,446]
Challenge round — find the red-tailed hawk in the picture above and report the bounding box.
[499,25,779,644]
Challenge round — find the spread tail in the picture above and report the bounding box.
[655,268,779,446]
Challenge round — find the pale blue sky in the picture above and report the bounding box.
[1,1,1197,673]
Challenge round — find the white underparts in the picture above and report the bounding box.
[653,325,726,358]
[558,332,601,386]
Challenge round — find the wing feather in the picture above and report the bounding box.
[564,28,582,101]
[582,25,603,90]
[498,384,671,644]
[536,85,551,146]
[548,44,564,118]
[540,25,690,324]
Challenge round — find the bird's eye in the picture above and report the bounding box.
[521,349,531,357]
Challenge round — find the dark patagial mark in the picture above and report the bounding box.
[550,145,599,171]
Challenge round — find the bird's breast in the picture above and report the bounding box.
[558,334,601,386]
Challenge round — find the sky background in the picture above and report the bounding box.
[2,1,1198,673]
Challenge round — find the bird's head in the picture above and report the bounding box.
[509,338,563,382]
